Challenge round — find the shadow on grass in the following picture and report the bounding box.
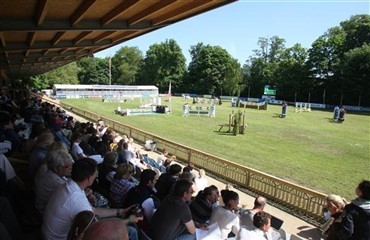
[213,130,237,136]
[272,113,285,118]
[325,118,345,124]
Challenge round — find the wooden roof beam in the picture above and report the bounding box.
[70,0,97,26]
[0,19,152,32]
[51,32,66,46]
[27,32,37,46]
[35,0,49,26]
[101,0,139,26]
[94,31,115,43]
[152,0,213,26]
[0,33,6,47]
[73,31,92,44]
[128,0,177,26]
[0,39,112,52]
[111,31,137,43]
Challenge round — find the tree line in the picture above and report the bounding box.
[24,14,370,106]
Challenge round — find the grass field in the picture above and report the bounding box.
[62,97,370,199]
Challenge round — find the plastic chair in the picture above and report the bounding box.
[278,228,288,240]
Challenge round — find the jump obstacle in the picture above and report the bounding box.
[218,110,246,135]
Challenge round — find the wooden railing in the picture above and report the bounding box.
[60,102,326,224]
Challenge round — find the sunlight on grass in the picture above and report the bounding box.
[63,97,370,199]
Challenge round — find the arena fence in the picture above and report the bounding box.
[59,102,326,225]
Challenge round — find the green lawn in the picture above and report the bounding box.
[62,97,370,199]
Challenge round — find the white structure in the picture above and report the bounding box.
[53,84,158,99]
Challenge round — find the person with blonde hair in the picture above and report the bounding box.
[109,164,135,208]
[323,194,347,240]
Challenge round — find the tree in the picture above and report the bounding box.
[186,43,237,95]
[275,44,310,101]
[223,58,244,96]
[243,36,286,98]
[137,39,186,92]
[336,44,370,106]
[112,46,143,85]
[77,57,109,84]
[25,62,79,89]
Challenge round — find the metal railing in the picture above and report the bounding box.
[60,102,326,224]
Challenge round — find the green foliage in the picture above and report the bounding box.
[137,39,186,92]
[186,43,237,95]
[112,46,143,85]
[26,62,79,89]
[76,57,109,84]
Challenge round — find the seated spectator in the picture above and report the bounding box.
[156,148,168,166]
[110,164,135,208]
[240,196,267,229]
[42,158,140,240]
[155,164,182,201]
[190,186,219,224]
[123,169,160,225]
[183,163,196,180]
[0,111,21,156]
[70,133,87,160]
[35,150,73,215]
[147,180,197,240]
[71,133,103,164]
[337,180,370,240]
[98,151,118,198]
[323,194,347,240]
[209,189,240,239]
[28,130,55,179]
[34,141,70,183]
[237,211,272,240]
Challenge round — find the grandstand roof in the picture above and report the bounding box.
[0,0,236,79]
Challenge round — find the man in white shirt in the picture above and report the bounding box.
[237,211,272,240]
[42,157,141,240]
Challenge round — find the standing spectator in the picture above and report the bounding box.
[337,180,370,240]
[281,101,287,118]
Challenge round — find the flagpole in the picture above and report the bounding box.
[168,80,172,113]
[108,56,112,85]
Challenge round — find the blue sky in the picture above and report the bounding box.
[95,0,370,65]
